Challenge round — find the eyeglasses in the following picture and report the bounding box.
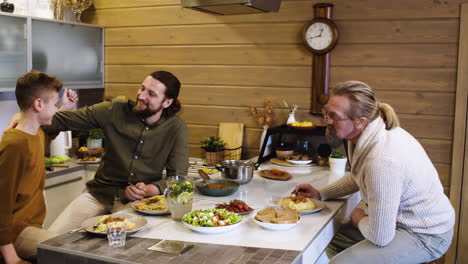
[321,108,350,125]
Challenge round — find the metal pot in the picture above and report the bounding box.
[217,160,254,184]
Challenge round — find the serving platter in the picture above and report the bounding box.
[80,213,147,235]
[77,157,101,164]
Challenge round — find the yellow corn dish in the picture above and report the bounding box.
[281,196,316,211]
[94,216,136,233]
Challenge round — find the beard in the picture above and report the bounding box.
[326,125,344,149]
[133,98,163,118]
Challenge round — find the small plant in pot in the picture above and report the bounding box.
[86,128,104,148]
[201,136,226,165]
[329,150,347,177]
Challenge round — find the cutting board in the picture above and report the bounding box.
[259,169,291,181]
[218,123,244,160]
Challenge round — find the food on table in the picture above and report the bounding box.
[93,215,136,233]
[259,168,292,181]
[254,208,300,224]
[215,200,252,213]
[79,156,98,162]
[183,208,243,227]
[78,146,88,152]
[44,155,70,164]
[287,154,311,161]
[290,121,314,127]
[206,183,230,190]
[134,195,166,211]
[201,167,219,175]
[281,195,316,211]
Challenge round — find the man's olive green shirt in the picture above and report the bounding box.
[44,98,189,205]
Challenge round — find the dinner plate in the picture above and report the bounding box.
[286,159,313,165]
[278,197,326,215]
[77,157,101,164]
[287,124,316,130]
[80,213,147,235]
[252,217,301,231]
[182,218,244,234]
[131,200,170,216]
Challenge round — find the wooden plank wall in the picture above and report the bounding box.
[84,0,466,195]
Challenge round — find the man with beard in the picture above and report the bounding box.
[293,81,454,264]
[35,71,188,233]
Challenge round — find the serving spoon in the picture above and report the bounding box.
[197,169,211,187]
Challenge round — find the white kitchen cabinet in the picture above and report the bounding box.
[0,12,104,92]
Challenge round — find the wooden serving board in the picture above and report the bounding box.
[259,169,292,181]
[270,158,316,167]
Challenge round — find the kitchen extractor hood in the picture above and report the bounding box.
[181,0,281,15]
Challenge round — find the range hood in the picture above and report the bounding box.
[181,0,281,15]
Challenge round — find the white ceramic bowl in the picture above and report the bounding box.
[286,159,312,165]
[182,219,244,234]
[252,217,300,231]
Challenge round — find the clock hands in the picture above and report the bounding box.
[308,27,324,40]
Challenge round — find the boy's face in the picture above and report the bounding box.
[38,91,60,125]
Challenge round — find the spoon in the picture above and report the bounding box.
[198,169,211,187]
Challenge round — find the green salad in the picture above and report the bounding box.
[183,209,243,227]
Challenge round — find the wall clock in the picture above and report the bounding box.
[303,3,338,114]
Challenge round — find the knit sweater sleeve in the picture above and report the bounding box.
[0,137,28,245]
[357,159,402,246]
[318,173,359,200]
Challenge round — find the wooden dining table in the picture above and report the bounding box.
[38,162,360,264]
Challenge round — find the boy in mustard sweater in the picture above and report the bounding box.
[0,71,77,264]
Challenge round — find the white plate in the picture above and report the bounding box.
[131,200,170,216]
[278,197,327,215]
[182,219,244,234]
[80,213,147,235]
[298,199,326,215]
[286,159,313,165]
[77,157,101,164]
[252,217,301,231]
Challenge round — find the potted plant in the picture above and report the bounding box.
[86,128,104,148]
[329,150,347,178]
[201,136,226,165]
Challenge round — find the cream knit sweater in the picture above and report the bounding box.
[319,117,455,246]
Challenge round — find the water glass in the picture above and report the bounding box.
[106,223,127,247]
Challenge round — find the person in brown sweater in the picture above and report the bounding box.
[0,71,77,264]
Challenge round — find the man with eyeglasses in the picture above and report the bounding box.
[294,81,454,264]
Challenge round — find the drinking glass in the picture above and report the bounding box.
[166,176,194,221]
[63,0,93,22]
[106,223,127,248]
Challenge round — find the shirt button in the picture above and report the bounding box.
[130,172,134,176]
[134,155,138,159]
[145,127,149,130]
[140,140,143,144]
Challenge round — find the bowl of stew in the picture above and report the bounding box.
[195,179,240,197]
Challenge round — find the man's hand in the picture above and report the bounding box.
[3,113,21,133]
[60,88,78,111]
[124,183,160,201]
[350,208,366,227]
[292,184,321,200]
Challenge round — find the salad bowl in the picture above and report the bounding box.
[182,209,243,234]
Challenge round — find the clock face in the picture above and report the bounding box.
[302,18,338,54]
[305,22,333,50]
